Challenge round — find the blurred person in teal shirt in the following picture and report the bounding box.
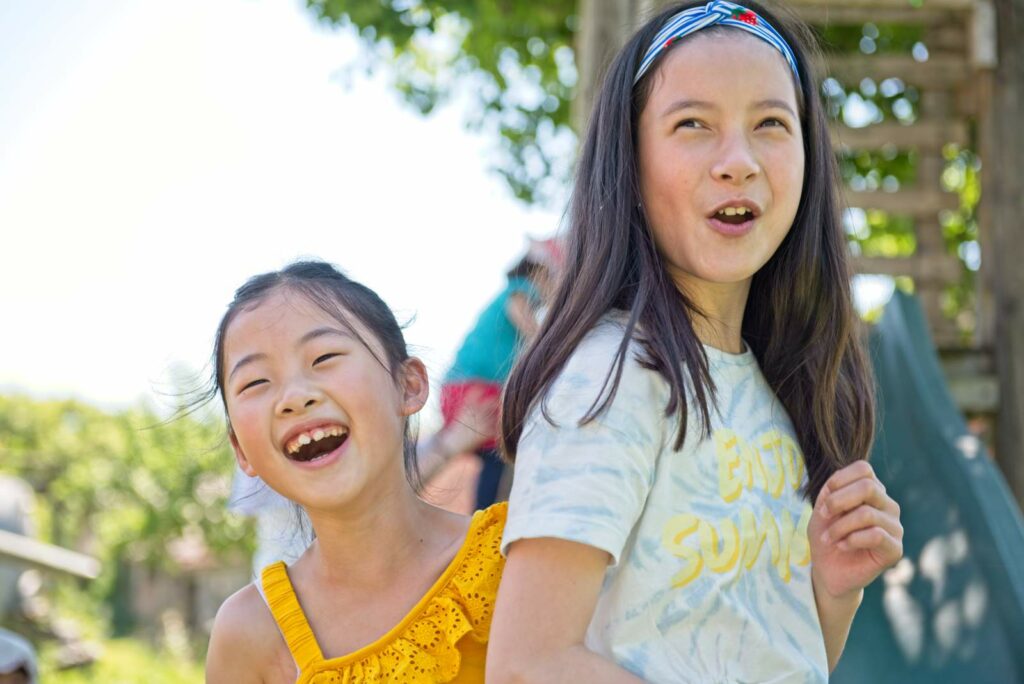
[441,238,563,509]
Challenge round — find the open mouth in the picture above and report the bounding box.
[711,207,756,225]
[285,426,349,463]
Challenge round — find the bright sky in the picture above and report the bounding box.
[0,1,562,416]
[0,0,896,420]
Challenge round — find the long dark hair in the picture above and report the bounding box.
[209,260,423,490]
[500,0,875,502]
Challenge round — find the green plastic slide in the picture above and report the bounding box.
[832,292,1024,683]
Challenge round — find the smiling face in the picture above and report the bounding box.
[221,287,427,513]
[637,29,805,302]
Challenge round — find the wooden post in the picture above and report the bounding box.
[573,0,645,133]
[917,14,967,347]
[989,0,1024,506]
[973,0,998,348]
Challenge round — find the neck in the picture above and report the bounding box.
[675,275,751,353]
[301,477,445,591]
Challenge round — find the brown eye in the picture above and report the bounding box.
[759,117,787,129]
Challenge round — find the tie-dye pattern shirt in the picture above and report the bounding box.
[502,315,828,683]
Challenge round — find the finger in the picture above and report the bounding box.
[823,505,904,545]
[836,527,904,564]
[823,475,894,518]
[814,481,833,518]
[823,461,876,493]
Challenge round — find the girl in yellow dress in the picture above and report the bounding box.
[205,260,506,684]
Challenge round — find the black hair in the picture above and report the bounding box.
[506,256,548,280]
[501,1,875,502]
[211,260,422,490]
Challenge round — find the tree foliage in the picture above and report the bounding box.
[39,638,203,683]
[306,3,981,337]
[0,394,253,599]
[306,0,578,204]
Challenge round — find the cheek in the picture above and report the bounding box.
[344,366,404,423]
[642,160,702,243]
[649,147,699,194]
[772,142,805,196]
[227,400,264,449]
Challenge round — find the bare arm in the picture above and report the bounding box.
[487,537,645,684]
[812,582,862,672]
[417,387,499,481]
[506,292,539,339]
[808,461,903,671]
[206,585,282,684]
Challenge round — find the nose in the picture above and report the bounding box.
[275,380,324,416]
[710,132,760,184]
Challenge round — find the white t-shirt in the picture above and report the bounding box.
[502,315,828,684]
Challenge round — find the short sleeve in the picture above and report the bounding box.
[502,320,668,565]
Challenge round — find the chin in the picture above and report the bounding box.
[689,266,760,285]
[303,486,365,511]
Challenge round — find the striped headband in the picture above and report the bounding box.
[634,1,800,85]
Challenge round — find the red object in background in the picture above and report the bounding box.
[440,381,501,451]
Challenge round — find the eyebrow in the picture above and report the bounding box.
[228,353,266,382]
[299,326,353,345]
[227,327,353,381]
[661,98,797,118]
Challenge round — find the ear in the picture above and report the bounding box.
[229,427,258,477]
[399,357,429,417]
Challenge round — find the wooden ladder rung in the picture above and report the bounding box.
[820,55,969,88]
[853,254,962,282]
[845,188,960,215]
[787,0,973,11]
[831,121,969,151]
[799,6,964,25]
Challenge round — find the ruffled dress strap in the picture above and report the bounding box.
[260,561,324,672]
[300,502,508,683]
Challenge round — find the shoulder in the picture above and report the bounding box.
[206,583,286,682]
[434,503,507,642]
[209,583,271,647]
[455,502,507,576]
[549,312,666,409]
[468,501,508,549]
[451,503,507,592]
[566,312,646,368]
[505,275,532,290]
[501,276,531,298]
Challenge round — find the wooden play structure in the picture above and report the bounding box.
[574,0,1024,507]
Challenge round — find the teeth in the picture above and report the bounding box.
[717,206,751,217]
[285,426,348,454]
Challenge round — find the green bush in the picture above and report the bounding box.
[0,393,255,635]
[39,638,203,684]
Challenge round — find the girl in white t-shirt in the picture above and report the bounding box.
[487,2,904,682]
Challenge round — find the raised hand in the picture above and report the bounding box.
[808,460,903,600]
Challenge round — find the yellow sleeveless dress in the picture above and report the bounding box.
[259,503,507,683]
